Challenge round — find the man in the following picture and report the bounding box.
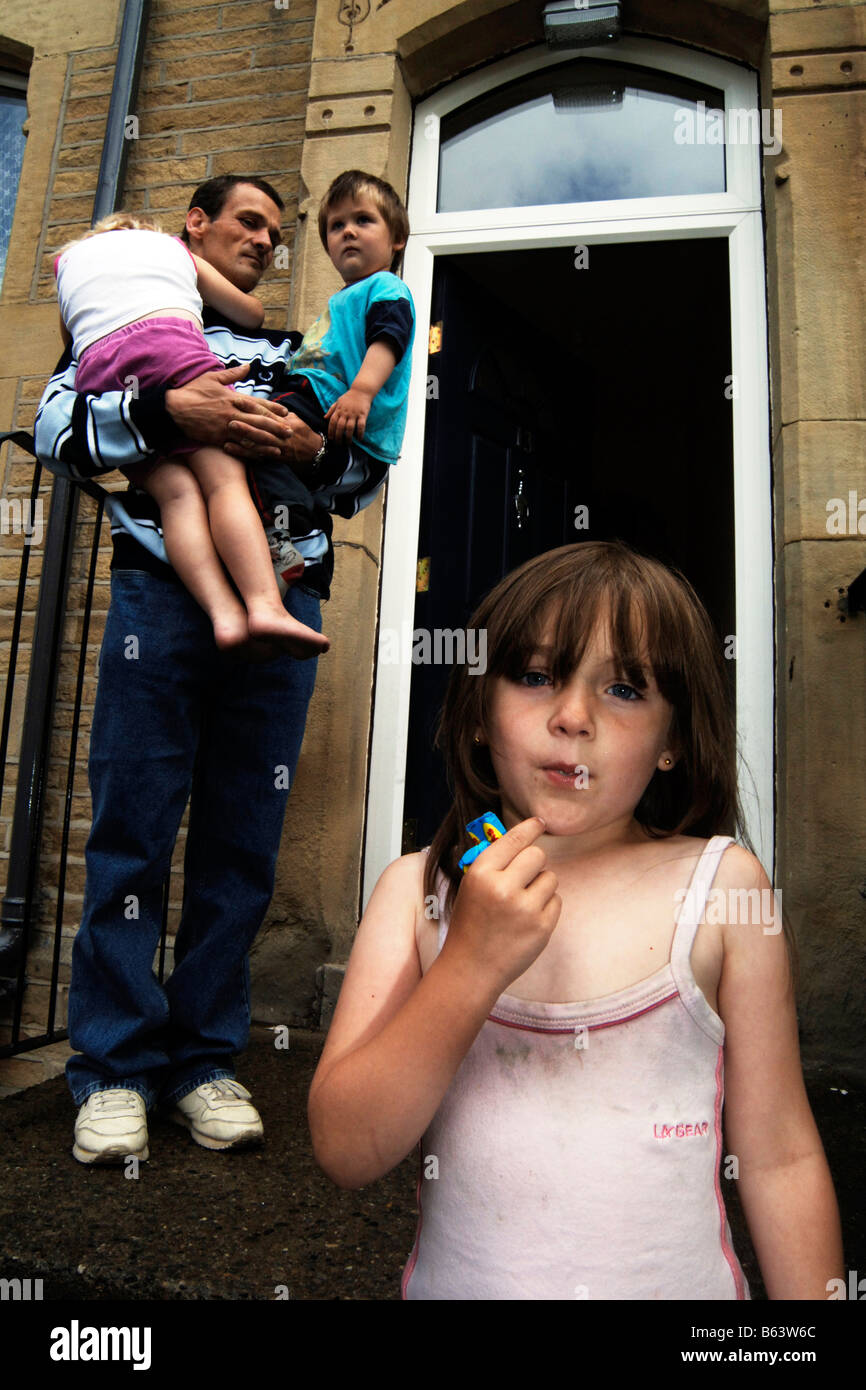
[35,175,391,1163]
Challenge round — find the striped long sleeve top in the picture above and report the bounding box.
[33,309,391,599]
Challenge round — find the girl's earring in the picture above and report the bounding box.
[663,757,672,768]
[473,735,482,745]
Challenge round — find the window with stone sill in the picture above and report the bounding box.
[0,71,27,293]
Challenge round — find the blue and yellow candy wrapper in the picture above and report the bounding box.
[458,811,507,873]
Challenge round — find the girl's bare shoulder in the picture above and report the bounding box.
[369,849,429,910]
[639,833,765,881]
[713,840,770,888]
[612,836,766,929]
[641,836,774,948]
[352,852,430,956]
[330,852,428,1007]
[623,832,711,885]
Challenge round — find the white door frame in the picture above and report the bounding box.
[364,37,774,905]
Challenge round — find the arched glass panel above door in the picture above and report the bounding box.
[438,60,726,212]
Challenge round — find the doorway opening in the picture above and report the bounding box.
[403,238,733,850]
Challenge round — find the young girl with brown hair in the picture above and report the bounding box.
[309,540,842,1299]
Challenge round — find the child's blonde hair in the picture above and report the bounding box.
[59,212,164,258]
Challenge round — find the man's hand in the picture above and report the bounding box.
[228,412,323,469]
[324,386,374,443]
[165,366,289,453]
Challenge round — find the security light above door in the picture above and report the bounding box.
[543,0,622,48]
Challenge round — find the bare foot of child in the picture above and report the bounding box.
[212,607,254,652]
[247,604,330,660]
[239,637,283,664]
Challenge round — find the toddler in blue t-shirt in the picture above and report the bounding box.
[252,170,415,589]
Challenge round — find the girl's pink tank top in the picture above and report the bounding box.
[402,835,750,1300]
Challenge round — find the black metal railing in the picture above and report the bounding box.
[0,0,153,1058]
[0,444,176,1057]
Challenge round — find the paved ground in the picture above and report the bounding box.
[0,1039,72,1099]
[0,1029,863,1301]
[0,1028,416,1301]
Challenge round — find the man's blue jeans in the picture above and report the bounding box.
[66,568,321,1110]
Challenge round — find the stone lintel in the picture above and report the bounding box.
[772,50,866,93]
[306,95,394,137]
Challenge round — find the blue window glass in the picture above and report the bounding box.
[438,60,726,213]
[0,80,27,291]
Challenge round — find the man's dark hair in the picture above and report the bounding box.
[180,174,285,242]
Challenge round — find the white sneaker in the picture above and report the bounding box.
[73,1089,149,1165]
[168,1079,264,1151]
[269,533,306,595]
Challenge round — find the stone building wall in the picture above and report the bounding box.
[764,2,866,1073]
